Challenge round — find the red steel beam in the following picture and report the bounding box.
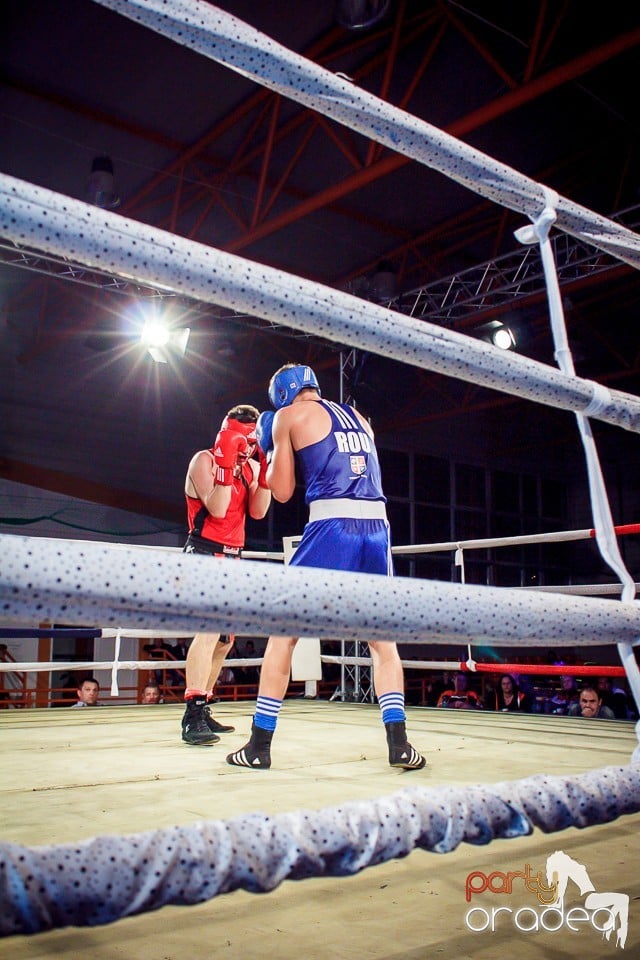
[224,27,640,253]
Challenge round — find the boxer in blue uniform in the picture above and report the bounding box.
[226,364,425,770]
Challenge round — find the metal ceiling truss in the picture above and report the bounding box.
[8,3,627,275]
[3,5,638,395]
[3,6,636,308]
[399,205,640,327]
[3,201,637,338]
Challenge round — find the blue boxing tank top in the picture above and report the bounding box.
[296,400,386,505]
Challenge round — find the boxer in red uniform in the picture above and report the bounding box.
[181,404,271,745]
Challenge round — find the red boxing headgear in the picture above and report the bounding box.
[220,415,257,446]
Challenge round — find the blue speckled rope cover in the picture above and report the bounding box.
[91,0,640,270]
[2,534,639,646]
[1,764,638,935]
[1,174,639,432]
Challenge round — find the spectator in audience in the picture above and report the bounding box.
[218,666,236,685]
[596,675,636,720]
[516,673,531,702]
[568,686,616,720]
[436,672,482,709]
[217,640,240,685]
[238,639,260,687]
[422,671,446,707]
[493,673,533,712]
[71,677,102,708]
[546,675,579,715]
[143,637,190,688]
[164,637,190,689]
[141,683,162,704]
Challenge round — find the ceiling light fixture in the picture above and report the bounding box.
[86,155,120,209]
[475,320,517,351]
[140,318,190,363]
[491,325,516,350]
[370,259,398,303]
[335,0,391,30]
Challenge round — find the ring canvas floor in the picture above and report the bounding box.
[1,700,638,959]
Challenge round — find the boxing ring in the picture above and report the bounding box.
[1,0,640,954]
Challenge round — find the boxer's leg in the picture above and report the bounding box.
[182,633,221,745]
[203,636,235,733]
[226,636,297,768]
[370,641,426,770]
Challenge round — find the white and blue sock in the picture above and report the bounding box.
[254,695,282,731]
[378,691,406,725]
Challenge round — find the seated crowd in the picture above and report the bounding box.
[64,639,636,720]
[418,668,635,719]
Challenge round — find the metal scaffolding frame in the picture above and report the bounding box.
[2,201,638,334]
[337,347,375,704]
[399,204,640,327]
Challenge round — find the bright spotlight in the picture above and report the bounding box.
[492,326,516,350]
[475,320,517,351]
[140,317,190,363]
[141,319,170,348]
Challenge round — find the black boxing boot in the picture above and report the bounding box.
[226,723,273,768]
[182,697,220,745]
[203,702,235,734]
[385,721,426,770]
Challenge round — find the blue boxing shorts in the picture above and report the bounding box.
[290,518,393,575]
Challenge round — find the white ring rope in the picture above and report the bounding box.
[0,658,257,673]
[517,202,636,598]
[91,0,640,270]
[0,656,633,677]
[582,381,613,419]
[516,198,640,715]
[76,1,639,633]
[1,534,639,648]
[392,524,639,554]
[1,763,639,936]
[2,175,639,434]
[516,196,640,720]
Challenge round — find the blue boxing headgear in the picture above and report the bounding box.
[268,365,321,409]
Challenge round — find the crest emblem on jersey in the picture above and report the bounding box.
[350,455,367,475]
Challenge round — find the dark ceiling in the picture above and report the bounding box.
[1,0,639,526]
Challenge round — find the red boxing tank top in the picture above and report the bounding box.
[185,457,253,548]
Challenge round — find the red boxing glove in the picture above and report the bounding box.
[257,447,270,489]
[213,430,249,486]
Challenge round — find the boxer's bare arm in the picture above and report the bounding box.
[186,450,232,517]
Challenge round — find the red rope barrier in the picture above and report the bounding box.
[590,523,640,538]
[463,662,626,677]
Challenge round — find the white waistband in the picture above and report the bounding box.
[309,498,388,522]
